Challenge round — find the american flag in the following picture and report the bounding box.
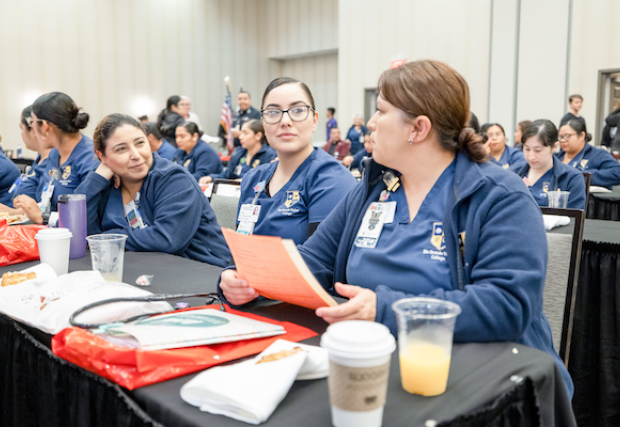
[220,85,234,150]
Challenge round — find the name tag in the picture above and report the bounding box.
[125,200,146,229]
[354,202,390,249]
[234,164,243,176]
[39,182,55,210]
[238,204,261,223]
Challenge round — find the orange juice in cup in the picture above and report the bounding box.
[392,298,461,397]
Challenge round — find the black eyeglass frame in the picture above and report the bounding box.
[260,105,315,124]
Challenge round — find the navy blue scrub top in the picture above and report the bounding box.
[524,168,555,207]
[0,152,21,205]
[237,148,356,245]
[173,141,223,181]
[157,140,177,161]
[347,160,455,294]
[346,126,368,155]
[494,145,526,172]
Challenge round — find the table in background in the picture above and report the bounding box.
[553,219,620,427]
[0,253,575,427]
[587,186,620,221]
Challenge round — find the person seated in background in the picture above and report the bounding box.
[485,123,526,171]
[517,119,586,209]
[144,122,176,161]
[322,128,351,161]
[601,100,620,151]
[220,60,573,398]
[8,106,54,203]
[4,92,99,224]
[514,120,531,150]
[179,96,202,130]
[346,113,369,155]
[199,119,276,184]
[557,119,620,189]
[342,130,373,172]
[0,133,21,206]
[173,122,223,181]
[560,94,585,128]
[234,77,356,244]
[76,114,230,268]
[156,96,185,148]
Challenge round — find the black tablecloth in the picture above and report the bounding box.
[0,252,576,427]
[587,187,620,221]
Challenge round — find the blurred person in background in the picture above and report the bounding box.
[514,120,532,150]
[342,130,374,172]
[173,122,223,181]
[157,95,185,148]
[179,96,202,130]
[144,122,176,161]
[322,128,351,161]
[560,94,585,128]
[485,123,526,171]
[601,100,620,153]
[325,107,337,141]
[0,132,21,206]
[227,91,261,148]
[346,113,369,155]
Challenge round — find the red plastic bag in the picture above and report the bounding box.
[0,219,47,267]
[52,305,318,390]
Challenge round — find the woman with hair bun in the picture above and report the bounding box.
[157,96,186,148]
[199,119,276,183]
[173,122,223,181]
[557,119,620,189]
[220,60,573,397]
[517,119,585,209]
[10,92,99,224]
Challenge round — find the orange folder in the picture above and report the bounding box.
[222,228,338,310]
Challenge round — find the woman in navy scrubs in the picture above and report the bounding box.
[173,122,223,181]
[557,119,620,189]
[8,92,99,224]
[75,114,230,267]
[517,120,585,209]
[485,123,526,171]
[199,119,276,183]
[346,113,369,155]
[220,60,573,397]
[156,95,185,147]
[230,77,356,244]
[0,133,20,206]
[144,122,176,161]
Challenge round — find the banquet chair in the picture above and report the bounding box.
[209,179,241,231]
[582,172,591,205]
[541,207,585,366]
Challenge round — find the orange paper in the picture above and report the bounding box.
[222,228,338,310]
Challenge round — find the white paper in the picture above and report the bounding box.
[543,214,571,231]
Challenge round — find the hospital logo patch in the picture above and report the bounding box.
[503,164,509,169]
[252,159,261,168]
[62,166,71,180]
[430,222,446,250]
[543,182,550,192]
[285,191,300,208]
[580,159,588,169]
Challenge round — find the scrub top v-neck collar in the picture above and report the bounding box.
[265,149,315,198]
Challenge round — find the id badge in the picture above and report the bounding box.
[238,204,261,223]
[237,221,255,235]
[124,201,146,229]
[354,202,389,249]
[234,164,243,176]
[39,182,55,209]
[383,201,396,224]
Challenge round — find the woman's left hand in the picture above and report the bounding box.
[13,195,43,224]
[316,282,377,324]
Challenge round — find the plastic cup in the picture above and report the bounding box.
[86,234,127,282]
[547,191,570,208]
[58,194,87,259]
[320,321,396,427]
[35,228,73,275]
[392,298,461,397]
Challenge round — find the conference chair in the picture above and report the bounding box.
[208,179,241,231]
[582,172,592,206]
[541,207,585,366]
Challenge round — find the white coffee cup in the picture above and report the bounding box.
[320,321,396,427]
[35,228,72,275]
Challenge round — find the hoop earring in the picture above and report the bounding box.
[408,139,413,144]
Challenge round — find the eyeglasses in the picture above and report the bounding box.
[558,133,576,141]
[261,105,314,124]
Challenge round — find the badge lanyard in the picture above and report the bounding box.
[39,167,60,212]
[354,171,400,249]
[237,180,265,235]
[234,157,245,177]
[125,192,146,229]
[9,166,34,193]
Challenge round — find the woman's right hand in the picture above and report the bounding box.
[95,163,120,188]
[199,176,213,184]
[13,195,43,224]
[220,269,259,305]
[342,156,354,166]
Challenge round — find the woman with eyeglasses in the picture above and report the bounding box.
[557,119,620,189]
[199,119,276,183]
[173,122,223,181]
[220,61,573,398]
[4,92,99,224]
[517,120,586,209]
[485,123,526,171]
[75,114,231,267]
[228,77,356,243]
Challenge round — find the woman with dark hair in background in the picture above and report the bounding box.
[346,113,369,155]
[157,95,185,147]
[517,119,585,209]
[8,92,99,224]
[173,122,223,181]
[144,122,176,161]
[485,123,526,171]
[514,120,531,150]
[0,132,21,206]
[342,130,374,172]
[75,114,230,267]
[221,60,573,398]
[601,99,620,152]
[557,119,620,189]
[199,119,276,183]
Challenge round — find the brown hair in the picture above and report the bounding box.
[569,94,583,103]
[261,77,316,110]
[93,113,145,155]
[518,120,532,134]
[377,60,485,162]
[244,119,268,145]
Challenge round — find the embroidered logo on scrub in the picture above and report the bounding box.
[252,159,261,168]
[580,159,588,169]
[285,190,300,208]
[503,164,509,169]
[543,182,550,193]
[430,222,446,250]
[62,166,71,180]
[184,159,192,168]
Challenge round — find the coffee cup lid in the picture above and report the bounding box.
[35,227,73,240]
[320,321,395,359]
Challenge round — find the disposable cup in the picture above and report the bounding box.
[547,191,570,208]
[86,234,127,282]
[35,228,73,275]
[320,321,396,427]
[392,298,461,396]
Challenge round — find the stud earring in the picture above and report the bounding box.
[408,139,413,144]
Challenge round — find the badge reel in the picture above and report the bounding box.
[234,164,243,177]
[125,193,146,229]
[237,181,265,235]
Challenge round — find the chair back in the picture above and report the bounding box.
[208,179,241,230]
[541,207,585,366]
[582,172,592,205]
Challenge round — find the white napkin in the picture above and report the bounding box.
[180,339,328,425]
[543,214,571,231]
[589,186,612,193]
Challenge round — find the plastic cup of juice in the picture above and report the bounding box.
[392,298,461,396]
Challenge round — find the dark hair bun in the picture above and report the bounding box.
[72,111,90,130]
[585,132,592,143]
[458,127,486,162]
